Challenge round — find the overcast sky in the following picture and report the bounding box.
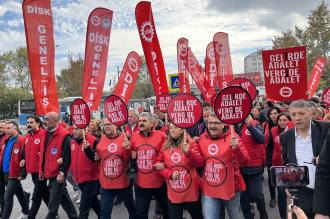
[0,0,323,90]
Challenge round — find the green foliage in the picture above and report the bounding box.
[0,87,32,118]
[56,54,84,97]
[0,47,31,93]
[272,1,330,90]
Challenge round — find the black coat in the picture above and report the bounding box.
[313,128,330,216]
[279,120,330,165]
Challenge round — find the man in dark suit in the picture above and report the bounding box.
[313,129,330,218]
[280,100,330,219]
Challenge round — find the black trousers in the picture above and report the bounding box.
[168,199,203,219]
[240,170,268,219]
[295,187,314,219]
[28,173,50,219]
[78,180,100,219]
[135,184,168,219]
[1,178,29,219]
[45,177,78,219]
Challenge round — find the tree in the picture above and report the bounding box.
[272,1,330,89]
[0,87,32,118]
[131,56,155,99]
[56,54,84,97]
[0,47,31,93]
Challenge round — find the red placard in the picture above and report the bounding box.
[167,94,202,129]
[213,86,252,125]
[156,93,172,113]
[70,98,90,129]
[262,46,307,101]
[228,78,257,100]
[103,95,128,126]
[322,87,330,107]
[308,57,327,97]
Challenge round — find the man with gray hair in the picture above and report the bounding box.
[280,100,330,218]
[125,109,140,137]
[39,112,78,219]
[130,112,169,219]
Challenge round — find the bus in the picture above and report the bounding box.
[18,96,156,129]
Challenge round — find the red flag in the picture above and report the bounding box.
[82,8,113,111]
[204,42,217,103]
[262,46,308,101]
[135,1,168,96]
[177,38,190,93]
[113,51,142,104]
[184,47,208,99]
[308,57,327,97]
[22,0,59,115]
[213,32,234,90]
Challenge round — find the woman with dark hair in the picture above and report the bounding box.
[155,123,204,219]
[266,113,293,219]
[262,106,281,208]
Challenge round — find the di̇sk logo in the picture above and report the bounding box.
[208,48,215,59]
[179,44,188,57]
[102,17,111,29]
[171,152,181,164]
[245,129,251,136]
[279,87,293,98]
[14,149,19,154]
[91,16,100,26]
[208,144,219,155]
[215,43,223,55]
[140,21,154,43]
[107,143,118,153]
[275,136,280,144]
[34,138,40,144]
[51,148,57,155]
[128,58,139,72]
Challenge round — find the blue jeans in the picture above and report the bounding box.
[202,192,241,219]
[100,185,136,219]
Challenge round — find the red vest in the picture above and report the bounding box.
[25,129,46,174]
[199,131,236,200]
[130,130,166,188]
[240,121,265,167]
[125,124,139,137]
[97,133,131,189]
[70,134,99,184]
[0,135,25,178]
[271,127,283,166]
[39,126,69,178]
[158,140,202,203]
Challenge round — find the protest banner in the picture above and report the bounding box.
[228,78,257,100]
[307,57,327,97]
[82,8,113,111]
[156,93,172,113]
[135,1,168,96]
[213,32,234,90]
[213,86,252,125]
[177,38,190,93]
[104,95,128,126]
[22,0,59,114]
[70,98,90,129]
[204,42,217,103]
[322,87,330,107]
[167,94,202,129]
[262,46,307,101]
[113,51,142,104]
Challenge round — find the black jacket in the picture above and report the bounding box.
[313,128,330,216]
[279,120,330,165]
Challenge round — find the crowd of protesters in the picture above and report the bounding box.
[0,96,329,219]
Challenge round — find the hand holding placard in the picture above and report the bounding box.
[182,130,189,154]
